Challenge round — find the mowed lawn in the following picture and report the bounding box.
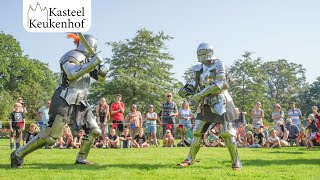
[0,139,319,180]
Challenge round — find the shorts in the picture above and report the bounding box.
[10,127,22,138]
[146,123,157,134]
[178,120,192,129]
[112,120,124,132]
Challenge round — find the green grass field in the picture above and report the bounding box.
[0,139,319,180]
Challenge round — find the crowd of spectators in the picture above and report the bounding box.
[5,96,320,150]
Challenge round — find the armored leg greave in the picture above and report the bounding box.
[220,121,241,169]
[76,117,101,163]
[185,120,209,163]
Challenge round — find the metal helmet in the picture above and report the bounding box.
[197,43,217,62]
[76,34,98,53]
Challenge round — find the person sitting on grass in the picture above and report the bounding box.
[253,124,266,147]
[163,129,174,147]
[23,123,39,146]
[133,128,150,148]
[204,127,225,147]
[72,129,85,149]
[106,128,119,148]
[236,122,246,148]
[59,125,73,149]
[93,136,104,148]
[246,131,260,148]
[298,127,307,146]
[276,121,289,147]
[267,130,282,148]
[119,128,132,148]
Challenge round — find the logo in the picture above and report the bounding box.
[23,0,91,32]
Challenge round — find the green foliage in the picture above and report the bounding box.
[89,28,182,113]
[229,52,270,122]
[300,76,320,116]
[0,32,58,120]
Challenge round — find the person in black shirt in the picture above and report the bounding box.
[106,128,119,148]
[119,128,132,148]
[9,103,26,150]
[23,123,39,146]
[133,128,150,148]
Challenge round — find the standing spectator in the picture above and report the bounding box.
[267,130,282,148]
[59,126,73,149]
[126,104,143,137]
[119,128,132,148]
[272,104,284,129]
[72,130,85,149]
[285,118,300,146]
[37,100,51,132]
[9,103,26,150]
[163,129,174,147]
[16,97,27,114]
[23,123,39,146]
[111,94,125,133]
[106,128,119,148]
[234,108,247,128]
[251,102,264,127]
[287,101,302,130]
[132,128,150,148]
[145,104,159,147]
[96,97,110,148]
[161,93,178,138]
[178,101,193,146]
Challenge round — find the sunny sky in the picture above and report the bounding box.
[1,0,319,83]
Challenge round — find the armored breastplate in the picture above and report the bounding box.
[199,64,216,88]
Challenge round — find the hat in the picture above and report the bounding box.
[166,129,171,133]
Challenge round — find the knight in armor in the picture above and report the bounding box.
[178,43,241,170]
[11,33,107,168]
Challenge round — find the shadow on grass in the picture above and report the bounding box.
[241,158,320,166]
[0,163,180,170]
[267,151,305,154]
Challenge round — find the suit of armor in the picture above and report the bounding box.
[11,34,107,168]
[178,43,241,170]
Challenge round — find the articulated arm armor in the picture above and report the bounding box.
[191,60,228,102]
[178,64,201,98]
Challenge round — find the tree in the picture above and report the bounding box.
[262,59,307,111]
[89,28,182,114]
[0,32,58,120]
[299,76,320,116]
[229,52,270,121]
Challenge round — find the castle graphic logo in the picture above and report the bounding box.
[23,0,91,32]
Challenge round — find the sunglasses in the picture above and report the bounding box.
[167,95,172,97]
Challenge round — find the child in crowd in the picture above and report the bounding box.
[267,130,281,148]
[246,131,260,148]
[133,128,150,148]
[9,103,26,150]
[253,124,265,147]
[163,129,174,147]
[298,127,307,146]
[72,129,85,149]
[119,128,132,148]
[59,126,73,149]
[236,122,246,147]
[204,127,225,147]
[23,123,39,146]
[106,128,119,148]
[93,136,104,148]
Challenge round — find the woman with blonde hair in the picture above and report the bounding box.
[251,102,264,127]
[272,104,284,129]
[178,101,193,145]
[96,97,110,148]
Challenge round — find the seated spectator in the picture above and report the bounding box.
[163,129,174,147]
[106,128,119,148]
[253,124,266,147]
[59,126,73,149]
[23,123,39,146]
[204,127,225,147]
[298,127,307,146]
[267,130,281,148]
[93,136,104,148]
[276,121,289,147]
[119,128,132,148]
[72,129,85,149]
[236,122,246,147]
[133,128,149,148]
[285,118,300,146]
[246,131,260,148]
